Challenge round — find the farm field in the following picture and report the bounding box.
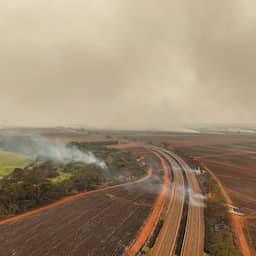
[160,134,256,255]
[0,150,31,179]
[173,142,256,214]
[120,132,256,255]
[108,132,256,214]
[0,148,163,256]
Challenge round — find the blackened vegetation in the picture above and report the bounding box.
[0,141,145,220]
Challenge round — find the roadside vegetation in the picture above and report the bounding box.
[204,172,241,256]
[0,141,145,220]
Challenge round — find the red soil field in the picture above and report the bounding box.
[155,135,256,214]
[0,149,164,256]
[203,164,253,256]
[176,143,256,213]
[203,161,256,212]
[159,134,256,256]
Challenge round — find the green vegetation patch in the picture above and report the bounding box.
[143,247,152,255]
[209,242,242,256]
[0,150,31,179]
[49,171,73,184]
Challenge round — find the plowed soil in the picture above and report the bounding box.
[159,134,256,256]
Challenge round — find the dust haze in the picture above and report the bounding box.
[1,0,256,129]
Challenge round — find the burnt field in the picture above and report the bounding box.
[0,149,163,256]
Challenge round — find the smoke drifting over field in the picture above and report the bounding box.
[33,138,106,168]
[0,0,256,129]
[0,134,106,168]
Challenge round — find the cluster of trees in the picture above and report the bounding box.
[70,142,145,178]
[0,162,106,219]
[1,179,60,217]
[69,141,119,148]
[0,141,145,220]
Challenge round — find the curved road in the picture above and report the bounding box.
[0,145,205,256]
[150,146,204,256]
[151,150,185,256]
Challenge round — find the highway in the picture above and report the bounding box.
[151,151,185,256]
[178,154,204,256]
[150,146,204,256]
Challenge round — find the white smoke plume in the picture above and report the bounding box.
[187,188,206,208]
[33,138,106,168]
[175,185,206,208]
[0,132,106,168]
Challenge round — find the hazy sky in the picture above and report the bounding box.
[0,0,256,129]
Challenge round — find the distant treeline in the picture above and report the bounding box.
[70,141,119,147]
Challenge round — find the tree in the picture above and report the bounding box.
[210,243,241,256]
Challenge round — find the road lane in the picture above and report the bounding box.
[150,146,204,256]
[168,151,204,256]
[151,151,185,256]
